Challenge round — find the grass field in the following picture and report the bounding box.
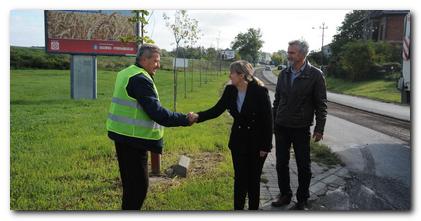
[326,76,401,103]
[11,68,235,210]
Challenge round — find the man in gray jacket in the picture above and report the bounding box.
[271,39,327,210]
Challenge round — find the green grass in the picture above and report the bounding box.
[326,76,401,103]
[310,141,342,167]
[10,68,233,210]
[272,69,281,76]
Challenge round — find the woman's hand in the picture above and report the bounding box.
[187,112,198,125]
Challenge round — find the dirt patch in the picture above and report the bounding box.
[187,152,225,176]
[149,152,225,187]
[149,175,181,189]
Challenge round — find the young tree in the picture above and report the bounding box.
[120,10,154,45]
[186,20,201,94]
[163,10,200,110]
[231,28,264,65]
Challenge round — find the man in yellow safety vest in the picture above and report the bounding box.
[107,44,195,210]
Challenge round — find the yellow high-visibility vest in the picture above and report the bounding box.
[106,65,164,140]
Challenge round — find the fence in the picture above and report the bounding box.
[160,57,231,95]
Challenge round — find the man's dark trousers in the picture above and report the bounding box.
[275,125,312,202]
[115,141,149,210]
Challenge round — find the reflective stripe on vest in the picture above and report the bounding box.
[106,65,164,140]
[112,97,143,111]
[108,113,163,130]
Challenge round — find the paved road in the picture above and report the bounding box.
[257,68,411,210]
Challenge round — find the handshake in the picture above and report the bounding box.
[187,112,199,126]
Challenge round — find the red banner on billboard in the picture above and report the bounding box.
[45,10,138,56]
[47,39,137,55]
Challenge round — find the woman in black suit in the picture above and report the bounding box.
[191,60,273,210]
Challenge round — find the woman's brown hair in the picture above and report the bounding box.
[230,60,264,86]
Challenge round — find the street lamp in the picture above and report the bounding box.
[313,22,328,68]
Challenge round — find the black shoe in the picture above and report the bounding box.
[271,195,292,207]
[289,201,309,211]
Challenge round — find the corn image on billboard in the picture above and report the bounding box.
[45,10,138,56]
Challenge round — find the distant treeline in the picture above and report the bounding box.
[10,46,138,71]
[11,46,70,69]
[10,46,230,72]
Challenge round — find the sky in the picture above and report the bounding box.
[9,9,349,54]
[2,1,421,221]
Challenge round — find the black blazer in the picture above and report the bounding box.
[197,80,273,154]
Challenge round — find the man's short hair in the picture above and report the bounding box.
[288,39,309,57]
[136,44,160,65]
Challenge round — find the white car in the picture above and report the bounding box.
[277,65,286,70]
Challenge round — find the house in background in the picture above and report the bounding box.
[322,44,332,59]
[360,10,409,45]
[258,52,272,65]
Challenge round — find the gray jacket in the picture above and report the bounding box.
[273,61,327,133]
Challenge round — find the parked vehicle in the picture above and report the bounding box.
[397,13,410,104]
[265,66,271,71]
[277,64,286,70]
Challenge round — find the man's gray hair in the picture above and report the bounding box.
[288,39,309,57]
[135,44,160,65]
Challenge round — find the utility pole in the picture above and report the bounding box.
[216,32,221,76]
[199,46,202,87]
[216,31,220,51]
[313,22,328,67]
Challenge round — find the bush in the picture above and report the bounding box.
[383,71,401,81]
[339,40,375,81]
[326,58,347,78]
[372,41,402,63]
[334,40,401,81]
[335,40,402,81]
[10,46,70,70]
[370,62,401,80]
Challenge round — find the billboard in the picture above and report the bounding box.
[221,50,235,60]
[45,10,138,56]
[173,58,189,68]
